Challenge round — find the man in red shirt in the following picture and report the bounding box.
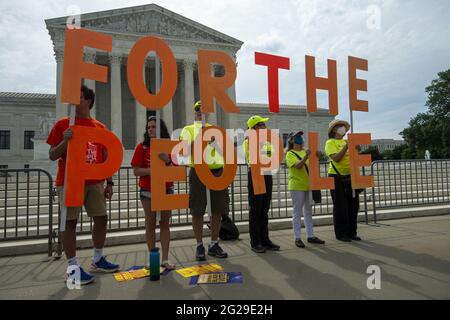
[47,85,119,285]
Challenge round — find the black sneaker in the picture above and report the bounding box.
[295,239,306,248]
[351,236,362,241]
[196,244,206,261]
[264,242,281,251]
[307,237,325,245]
[251,245,266,253]
[337,237,352,242]
[208,243,228,258]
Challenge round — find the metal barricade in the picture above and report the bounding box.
[0,169,54,256]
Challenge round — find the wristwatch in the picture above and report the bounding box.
[107,181,114,186]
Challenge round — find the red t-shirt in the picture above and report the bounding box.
[47,117,106,186]
[131,143,174,192]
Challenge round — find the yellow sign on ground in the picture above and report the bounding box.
[197,273,228,284]
[176,263,224,278]
[114,267,166,282]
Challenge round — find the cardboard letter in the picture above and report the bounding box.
[193,127,237,191]
[198,50,239,114]
[128,36,177,109]
[255,52,290,113]
[61,28,112,105]
[348,56,369,112]
[348,133,374,189]
[247,129,284,195]
[305,55,338,115]
[65,126,123,206]
[151,139,189,211]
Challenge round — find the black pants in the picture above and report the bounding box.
[329,175,360,239]
[248,170,273,247]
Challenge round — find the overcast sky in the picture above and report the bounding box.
[0,0,449,139]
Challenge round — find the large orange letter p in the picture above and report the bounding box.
[65,126,123,207]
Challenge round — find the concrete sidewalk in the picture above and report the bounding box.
[0,215,449,300]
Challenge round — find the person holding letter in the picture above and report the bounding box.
[131,116,176,270]
[325,120,362,242]
[243,116,280,254]
[47,86,119,285]
[180,101,229,261]
[285,131,325,248]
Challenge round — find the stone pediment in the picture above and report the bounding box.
[46,4,243,47]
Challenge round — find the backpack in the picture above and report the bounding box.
[219,215,240,241]
[207,215,240,241]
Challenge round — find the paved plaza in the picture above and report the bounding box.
[0,215,449,300]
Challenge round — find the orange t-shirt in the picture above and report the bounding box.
[131,143,174,192]
[47,117,106,186]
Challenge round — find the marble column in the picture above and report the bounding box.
[135,59,149,146]
[152,60,174,133]
[54,50,66,120]
[109,54,122,141]
[84,52,97,118]
[184,59,195,125]
[162,100,173,133]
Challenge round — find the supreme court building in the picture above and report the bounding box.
[0,4,333,171]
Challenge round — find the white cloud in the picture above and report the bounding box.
[0,0,449,139]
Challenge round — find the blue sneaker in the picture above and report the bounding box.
[90,256,119,273]
[66,265,94,286]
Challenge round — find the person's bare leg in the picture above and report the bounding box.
[92,216,107,249]
[192,214,204,243]
[141,199,156,251]
[159,213,171,262]
[146,214,157,251]
[210,213,222,242]
[63,219,78,259]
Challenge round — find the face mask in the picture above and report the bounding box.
[336,126,346,136]
[294,136,304,145]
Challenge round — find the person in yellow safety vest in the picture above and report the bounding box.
[285,131,325,248]
[243,115,281,254]
[180,101,229,261]
[325,119,362,242]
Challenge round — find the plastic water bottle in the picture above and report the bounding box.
[150,248,160,281]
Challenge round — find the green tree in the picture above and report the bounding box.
[401,69,450,159]
[381,149,393,160]
[390,144,409,160]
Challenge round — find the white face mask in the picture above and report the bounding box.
[336,126,347,136]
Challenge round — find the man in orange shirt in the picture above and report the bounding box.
[47,85,119,286]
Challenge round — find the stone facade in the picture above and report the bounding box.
[371,139,405,153]
[0,93,56,171]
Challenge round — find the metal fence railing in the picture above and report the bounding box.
[0,169,54,257]
[370,159,450,222]
[1,159,449,257]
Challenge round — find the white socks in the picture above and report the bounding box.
[93,248,103,263]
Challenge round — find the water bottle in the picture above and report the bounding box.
[149,247,160,281]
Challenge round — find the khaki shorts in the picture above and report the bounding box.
[188,167,230,217]
[57,183,107,221]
